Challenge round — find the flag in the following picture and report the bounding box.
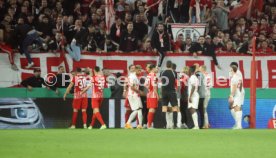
[105,0,115,34]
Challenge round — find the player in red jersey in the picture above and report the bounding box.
[83,66,107,129]
[64,68,88,129]
[145,64,159,128]
[123,64,136,123]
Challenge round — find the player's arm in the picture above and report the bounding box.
[63,82,74,101]
[130,84,141,94]
[230,84,237,98]
[81,84,92,94]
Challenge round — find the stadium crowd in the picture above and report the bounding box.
[0,0,275,70]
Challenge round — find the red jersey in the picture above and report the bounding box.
[179,73,189,95]
[146,73,158,98]
[71,74,88,99]
[190,0,207,9]
[91,74,105,98]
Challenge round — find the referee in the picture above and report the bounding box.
[160,60,179,127]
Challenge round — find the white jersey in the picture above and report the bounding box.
[230,73,244,106]
[127,73,140,97]
[203,72,212,97]
[188,74,199,97]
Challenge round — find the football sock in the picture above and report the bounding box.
[169,112,173,127]
[95,112,105,125]
[165,112,170,128]
[72,112,78,126]
[137,109,143,126]
[82,111,87,125]
[127,110,138,124]
[231,109,236,119]
[91,114,96,126]
[192,113,199,128]
[147,112,155,128]
[235,111,243,128]
[177,111,182,128]
[204,111,209,126]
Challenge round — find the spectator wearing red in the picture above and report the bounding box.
[221,40,236,53]
[259,18,271,35]
[173,34,185,53]
[249,20,260,36]
[257,40,273,54]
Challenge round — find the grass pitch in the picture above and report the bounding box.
[0,129,275,158]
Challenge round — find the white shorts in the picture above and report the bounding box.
[204,95,210,108]
[128,95,143,110]
[188,94,199,109]
[233,94,244,107]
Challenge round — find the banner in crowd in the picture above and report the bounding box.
[0,98,275,129]
[169,23,207,41]
[1,53,276,88]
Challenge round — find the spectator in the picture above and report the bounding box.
[257,40,273,54]
[221,40,236,53]
[173,34,185,53]
[65,19,87,61]
[14,17,46,68]
[21,68,47,91]
[189,36,206,56]
[0,14,18,71]
[212,0,229,31]
[189,0,207,23]
[48,32,64,52]
[151,23,171,67]
[119,22,138,52]
[134,14,148,42]
[105,36,117,52]
[110,17,125,47]
[203,35,221,68]
[48,66,70,94]
[140,37,153,52]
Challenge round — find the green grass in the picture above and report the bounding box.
[0,129,276,158]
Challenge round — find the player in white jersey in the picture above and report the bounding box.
[200,65,212,129]
[125,65,143,129]
[188,65,200,129]
[229,64,244,129]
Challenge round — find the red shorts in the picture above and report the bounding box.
[73,98,88,110]
[92,98,103,109]
[147,98,158,109]
[124,98,130,108]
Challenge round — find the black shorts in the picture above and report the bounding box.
[162,91,178,106]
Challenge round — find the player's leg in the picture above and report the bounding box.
[198,98,205,128]
[147,108,156,128]
[171,92,179,128]
[81,98,88,129]
[233,105,242,129]
[91,98,106,129]
[124,99,131,123]
[203,96,210,128]
[166,105,173,129]
[176,99,182,128]
[189,96,199,129]
[147,98,157,128]
[71,99,81,129]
